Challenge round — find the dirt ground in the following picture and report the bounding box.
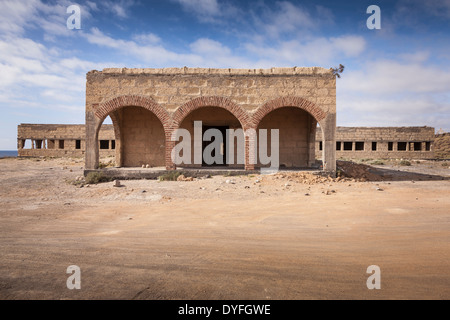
[0,157,449,300]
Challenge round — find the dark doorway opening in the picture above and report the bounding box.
[202,126,228,167]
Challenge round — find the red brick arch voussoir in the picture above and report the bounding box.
[172,96,252,129]
[252,96,327,127]
[94,95,171,129]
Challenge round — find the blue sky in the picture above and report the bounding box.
[0,0,449,149]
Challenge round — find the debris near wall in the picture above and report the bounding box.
[272,172,339,185]
[336,160,384,181]
[434,133,450,159]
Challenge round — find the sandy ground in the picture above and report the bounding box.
[0,157,449,300]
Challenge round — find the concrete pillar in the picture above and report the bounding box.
[308,117,317,167]
[109,110,122,167]
[320,114,336,174]
[165,126,176,170]
[85,111,100,170]
[245,127,257,170]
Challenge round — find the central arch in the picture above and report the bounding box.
[172,96,251,129]
[172,97,252,168]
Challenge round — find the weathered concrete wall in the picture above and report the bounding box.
[257,107,312,167]
[85,67,337,173]
[120,106,165,167]
[17,124,115,158]
[316,126,435,160]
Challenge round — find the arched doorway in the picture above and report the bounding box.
[118,106,165,167]
[256,107,318,169]
[177,106,245,168]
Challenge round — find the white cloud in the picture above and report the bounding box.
[0,0,39,35]
[133,33,161,45]
[338,58,450,131]
[173,0,220,17]
[342,60,450,95]
[246,35,366,66]
[250,2,335,40]
[190,38,230,55]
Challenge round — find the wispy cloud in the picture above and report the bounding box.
[246,35,366,66]
[172,0,220,18]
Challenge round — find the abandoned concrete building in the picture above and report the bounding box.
[18,123,435,162]
[84,67,337,173]
[16,67,437,172]
[315,126,435,160]
[17,124,115,158]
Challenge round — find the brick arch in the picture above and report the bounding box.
[252,96,326,127]
[172,96,252,129]
[95,95,171,129]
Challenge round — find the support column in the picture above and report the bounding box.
[308,117,317,167]
[165,125,176,170]
[245,127,257,170]
[321,113,336,175]
[85,111,100,170]
[109,110,122,167]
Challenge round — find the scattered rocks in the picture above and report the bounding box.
[376,187,383,191]
[177,175,194,182]
[113,180,121,187]
[225,179,235,184]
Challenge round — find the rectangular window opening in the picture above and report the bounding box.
[355,142,364,151]
[388,142,393,151]
[425,142,431,151]
[100,140,109,150]
[58,140,64,149]
[413,142,422,151]
[76,140,81,150]
[372,142,377,151]
[111,140,116,150]
[336,141,341,151]
[319,141,323,151]
[343,142,352,151]
[397,142,407,151]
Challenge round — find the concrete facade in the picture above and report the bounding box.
[85,67,337,173]
[17,124,115,158]
[315,126,435,160]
